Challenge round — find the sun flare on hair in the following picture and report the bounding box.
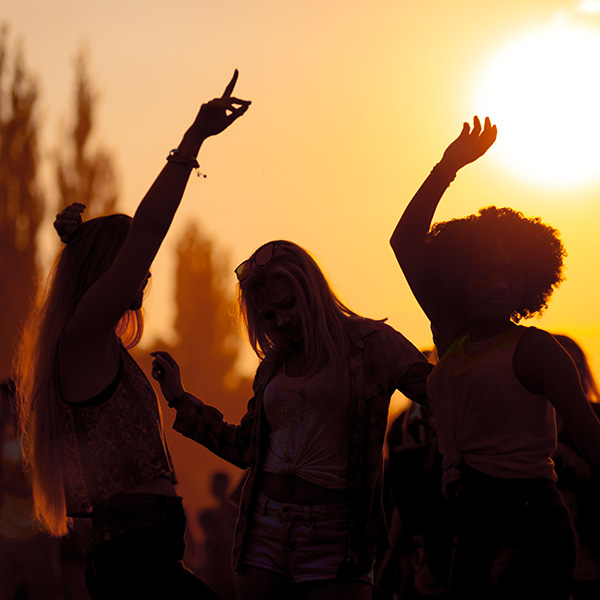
[473,22,600,188]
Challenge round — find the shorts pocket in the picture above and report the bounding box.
[309,514,350,543]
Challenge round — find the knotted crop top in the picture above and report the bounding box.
[262,362,350,489]
[426,326,557,486]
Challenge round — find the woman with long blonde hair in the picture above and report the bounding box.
[151,240,433,600]
[15,71,250,599]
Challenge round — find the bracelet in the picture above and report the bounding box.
[166,149,206,178]
[430,162,457,183]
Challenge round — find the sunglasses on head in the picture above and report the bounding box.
[235,241,287,282]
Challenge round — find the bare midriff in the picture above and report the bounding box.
[260,472,349,505]
[124,476,178,497]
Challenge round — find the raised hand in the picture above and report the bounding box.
[150,350,185,405]
[54,202,86,243]
[191,69,251,140]
[440,116,497,172]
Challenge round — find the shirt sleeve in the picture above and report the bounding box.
[172,392,256,469]
[372,323,433,407]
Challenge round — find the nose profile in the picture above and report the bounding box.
[276,313,290,328]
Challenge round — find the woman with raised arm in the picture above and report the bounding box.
[15,71,250,600]
[151,240,433,600]
[390,117,600,599]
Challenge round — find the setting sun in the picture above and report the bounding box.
[473,22,600,188]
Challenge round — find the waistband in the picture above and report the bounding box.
[256,491,350,522]
[446,464,561,504]
[92,493,183,518]
[89,494,185,548]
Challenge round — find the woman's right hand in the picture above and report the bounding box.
[440,116,497,172]
[190,69,251,141]
[150,351,185,405]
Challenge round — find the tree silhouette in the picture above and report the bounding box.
[135,221,252,548]
[55,50,118,217]
[0,26,44,378]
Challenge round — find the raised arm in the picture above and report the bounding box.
[67,71,250,342]
[390,116,497,325]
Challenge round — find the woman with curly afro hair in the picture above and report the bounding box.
[390,117,600,600]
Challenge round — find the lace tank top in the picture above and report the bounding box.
[59,346,177,516]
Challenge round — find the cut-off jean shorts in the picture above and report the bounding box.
[242,491,367,584]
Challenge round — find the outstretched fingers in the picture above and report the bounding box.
[468,115,497,151]
[481,116,498,147]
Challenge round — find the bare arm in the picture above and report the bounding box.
[390,117,497,341]
[66,71,250,344]
[515,328,600,474]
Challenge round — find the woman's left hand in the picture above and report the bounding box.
[150,351,185,404]
[191,69,251,140]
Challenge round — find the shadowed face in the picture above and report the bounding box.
[251,275,304,354]
[129,271,151,311]
[465,238,524,325]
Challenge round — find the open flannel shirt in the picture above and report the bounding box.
[172,318,432,578]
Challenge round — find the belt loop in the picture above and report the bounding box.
[304,505,311,522]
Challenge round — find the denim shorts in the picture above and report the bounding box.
[242,491,361,583]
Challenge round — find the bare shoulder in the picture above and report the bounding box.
[59,326,121,403]
[514,326,575,395]
[516,327,562,360]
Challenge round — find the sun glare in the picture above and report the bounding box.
[473,23,600,188]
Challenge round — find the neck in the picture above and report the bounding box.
[285,350,310,377]
[468,320,516,343]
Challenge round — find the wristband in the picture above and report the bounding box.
[166,149,206,178]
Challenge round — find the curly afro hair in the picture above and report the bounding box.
[422,206,566,322]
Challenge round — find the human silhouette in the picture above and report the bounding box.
[390,116,600,599]
[377,403,451,600]
[198,471,238,600]
[151,240,433,600]
[0,378,65,599]
[552,334,600,599]
[15,71,250,599]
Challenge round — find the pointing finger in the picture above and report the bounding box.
[222,69,239,98]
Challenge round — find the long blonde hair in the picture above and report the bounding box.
[15,214,143,535]
[238,241,363,378]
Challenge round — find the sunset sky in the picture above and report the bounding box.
[5,0,600,413]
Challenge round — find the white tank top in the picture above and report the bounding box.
[262,362,350,489]
[427,326,557,485]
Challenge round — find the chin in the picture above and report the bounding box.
[129,298,143,311]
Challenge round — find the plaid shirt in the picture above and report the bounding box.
[172,318,432,576]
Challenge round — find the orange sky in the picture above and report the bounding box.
[5,0,600,415]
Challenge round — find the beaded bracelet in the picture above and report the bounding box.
[166,149,206,178]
